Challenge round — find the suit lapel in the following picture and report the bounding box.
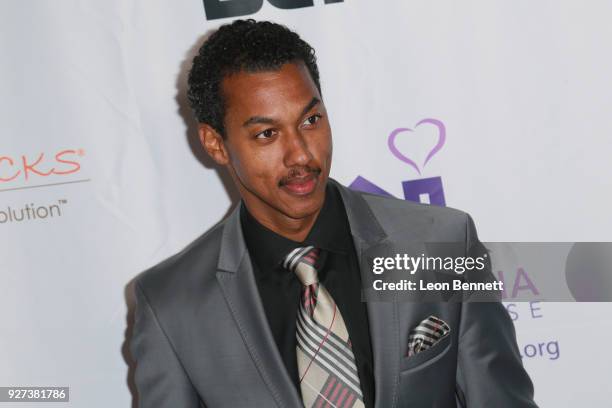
[214,181,404,408]
[335,180,400,408]
[215,205,303,408]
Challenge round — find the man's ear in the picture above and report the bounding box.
[198,124,229,165]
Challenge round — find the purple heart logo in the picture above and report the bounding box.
[388,118,446,175]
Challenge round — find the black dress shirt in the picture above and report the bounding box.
[240,182,375,408]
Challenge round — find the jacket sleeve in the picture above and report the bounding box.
[130,282,202,408]
[455,214,538,407]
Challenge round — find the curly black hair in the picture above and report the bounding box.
[187,19,321,137]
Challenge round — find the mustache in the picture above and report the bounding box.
[279,166,321,186]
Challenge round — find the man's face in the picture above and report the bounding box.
[202,62,332,226]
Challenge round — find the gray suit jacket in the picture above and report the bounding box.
[130,180,537,407]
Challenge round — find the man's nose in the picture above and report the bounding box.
[283,129,313,167]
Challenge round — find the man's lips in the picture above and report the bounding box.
[280,174,318,196]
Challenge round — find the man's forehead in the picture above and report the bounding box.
[221,62,320,117]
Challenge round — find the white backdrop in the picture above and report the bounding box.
[1,1,611,406]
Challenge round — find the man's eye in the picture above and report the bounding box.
[255,129,275,139]
[302,114,321,127]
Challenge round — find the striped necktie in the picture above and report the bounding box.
[283,246,365,408]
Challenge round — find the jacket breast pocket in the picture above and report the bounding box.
[399,333,452,373]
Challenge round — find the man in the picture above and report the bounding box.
[130,19,537,407]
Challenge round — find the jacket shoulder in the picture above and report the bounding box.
[356,190,471,239]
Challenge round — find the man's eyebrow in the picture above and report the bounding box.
[241,97,321,128]
[300,97,321,117]
[242,116,275,127]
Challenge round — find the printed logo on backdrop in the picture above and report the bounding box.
[202,0,343,20]
[349,119,559,362]
[349,118,447,206]
[0,148,89,225]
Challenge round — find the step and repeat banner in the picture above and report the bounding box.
[2,1,611,406]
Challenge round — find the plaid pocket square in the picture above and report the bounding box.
[406,315,451,357]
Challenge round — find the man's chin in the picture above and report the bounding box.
[278,192,325,221]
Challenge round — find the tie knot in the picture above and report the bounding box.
[282,246,320,286]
